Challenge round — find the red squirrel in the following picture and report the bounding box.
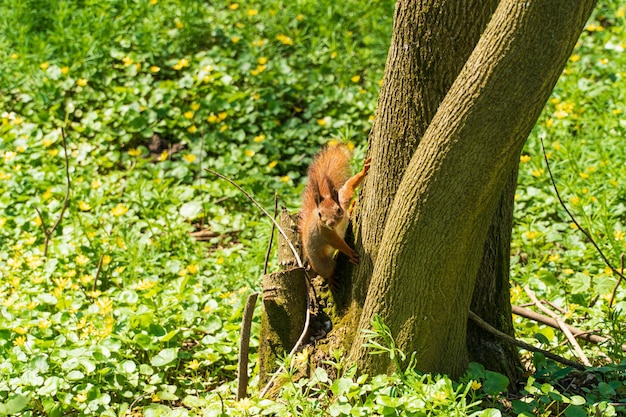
[299,144,370,287]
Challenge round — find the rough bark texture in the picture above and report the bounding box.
[351,0,500,303]
[467,164,522,380]
[350,0,596,377]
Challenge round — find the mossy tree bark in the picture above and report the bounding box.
[345,0,596,378]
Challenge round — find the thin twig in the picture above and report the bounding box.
[524,285,592,366]
[264,194,279,275]
[93,254,105,292]
[205,168,303,268]
[469,311,586,370]
[36,128,72,257]
[540,136,626,284]
[609,254,625,310]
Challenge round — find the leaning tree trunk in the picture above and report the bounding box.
[341,0,524,382]
[348,0,596,377]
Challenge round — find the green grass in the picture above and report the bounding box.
[0,0,625,415]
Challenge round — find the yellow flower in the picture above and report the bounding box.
[519,155,531,163]
[128,148,142,157]
[38,319,51,329]
[281,175,290,183]
[296,14,305,21]
[173,58,189,70]
[228,3,239,9]
[317,118,327,126]
[258,56,267,65]
[549,254,560,262]
[245,150,255,157]
[102,255,112,265]
[615,230,625,241]
[135,279,158,291]
[0,218,6,228]
[471,381,482,390]
[78,200,91,211]
[554,110,568,119]
[187,264,198,274]
[218,112,227,121]
[187,125,197,133]
[247,9,258,16]
[175,20,184,29]
[75,393,88,403]
[42,188,53,200]
[545,118,554,128]
[330,51,337,59]
[276,34,294,45]
[186,359,200,370]
[600,58,609,65]
[220,125,228,132]
[184,111,194,119]
[40,62,49,70]
[563,268,575,275]
[157,150,168,161]
[95,297,113,315]
[42,138,54,147]
[110,203,129,217]
[207,114,218,123]
[91,178,102,189]
[150,65,161,73]
[150,0,158,4]
[76,254,90,266]
[531,168,544,177]
[231,36,241,43]
[61,66,69,74]
[570,195,580,205]
[122,56,133,66]
[77,78,88,87]
[570,54,580,63]
[268,161,278,169]
[80,274,94,284]
[252,39,265,47]
[13,336,26,347]
[253,134,265,143]
[523,231,540,240]
[183,154,196,163]
[14,326,28,335]
[11,53,18,59]
[191,102,200,111]
[351,75,361,83]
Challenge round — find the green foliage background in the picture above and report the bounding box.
[0,0,625,415]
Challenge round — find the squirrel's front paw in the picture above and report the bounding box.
[348,249,360,265]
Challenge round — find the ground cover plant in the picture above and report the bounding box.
[0,0,625,415]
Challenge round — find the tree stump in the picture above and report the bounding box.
[258,209,307,386]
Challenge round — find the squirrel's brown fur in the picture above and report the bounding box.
[299,144,370,287]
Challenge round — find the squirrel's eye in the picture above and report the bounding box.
[318,212,322,219]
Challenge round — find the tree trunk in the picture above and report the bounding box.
[349,0,596,378]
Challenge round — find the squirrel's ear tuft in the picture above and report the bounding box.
[326,175,340,205]
[311,177,322,205]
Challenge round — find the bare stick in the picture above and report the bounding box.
[237,292,259,400]
[36,128,72,257]
[524,286,591,366]
[512,305,625,351]
[540,136,626,284]
[469,311,585,370]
